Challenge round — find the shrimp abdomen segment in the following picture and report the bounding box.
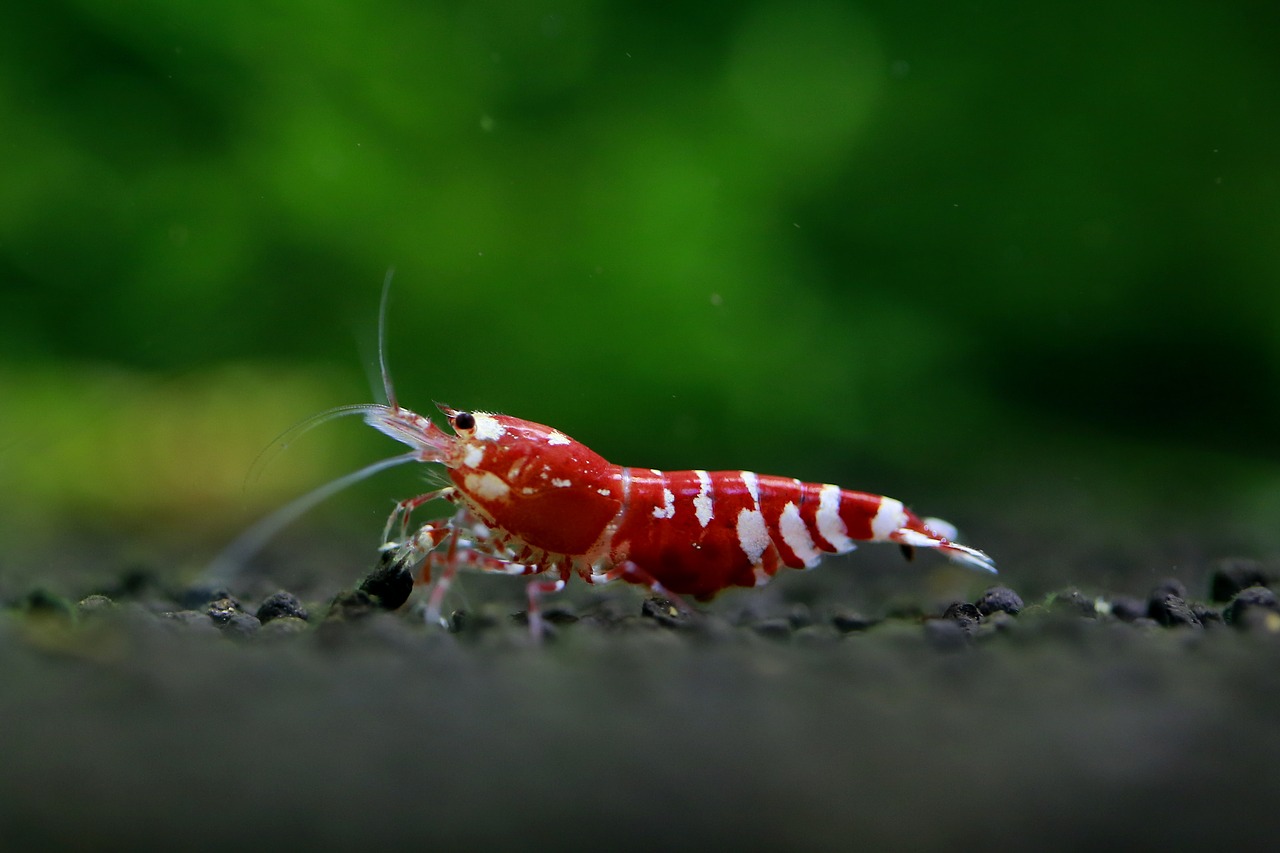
[609,469,769,599]
[606,470,992,599]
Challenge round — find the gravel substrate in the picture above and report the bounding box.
[3,558,1279,851]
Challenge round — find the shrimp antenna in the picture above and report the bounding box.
[378,266,399,411]
[204,449,421,585]
[243,403,395,493]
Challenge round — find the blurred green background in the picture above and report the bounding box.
[2,0,1278,595]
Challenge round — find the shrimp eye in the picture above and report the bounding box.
[453,411,476,431]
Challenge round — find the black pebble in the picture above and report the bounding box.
[77,594,117,618]
[942,602,983,632]
[1147,594,1202,628]
[1108,597,1148,622]
[357,559,415,611]
[22,589,75,620]
[831,611,876,633]
[1048,589,1097,617]
[325,589,381,622]
[163,610,221,635]
[640,597,685,628]
[1191,603,1223,626]
[449,609,498,634]
[975,586,1023,616]
[541,604,580,625]
[1149,578,1187,601]
[258,616,309,639]
[256,591,309,624]
[1224,586,1280,626]
[751,617,793,640]
[1211,559,1272,603]
[206,596,245,625]
[218,612,262,639]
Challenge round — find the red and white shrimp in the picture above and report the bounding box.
[210,274,993,635]
[364,402,993,633]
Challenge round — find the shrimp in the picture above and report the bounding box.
[210,272,994,637]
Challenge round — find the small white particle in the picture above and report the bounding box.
[649,468,662,476]
[551,478,572,488]
[652,487,675,519]
[597,488,611,496]
[472,413,506,441]
[463,446,485,468]
[736,508,770,565]
[547,430,571,446]
[817,484,855,554]
[693,470,713,527]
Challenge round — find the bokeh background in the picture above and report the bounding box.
[2,0,1278,599]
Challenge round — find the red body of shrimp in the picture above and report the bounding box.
[365,402,994,620]
[205,276,992,633]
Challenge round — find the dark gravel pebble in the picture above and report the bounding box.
[1190,603,1223,626]
[257,616,309,639]
[1047,589,1097,617]
[978,610,1016,635]
[325,589,381,622]
[541,604,580,625]
[1232,608,1280,631]
[830,611,876,633]
[942,602,983,632]
[449,609,499,634]
[751,617,794,640]
[793,624,840,646]
[1148,594,1202,628]
[21,589,75,620]
[76,594,117,618]
[1107,596,1148,622]
[975,586,1023,616]
[217,612,262,639]
[1224,586,1280,626]
[206,596,246,625]
[256,591,309,624]
[641,597,686,628]
[1211,559,1272,602]
[357,557,415,610]
[1149,578,1187,601]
